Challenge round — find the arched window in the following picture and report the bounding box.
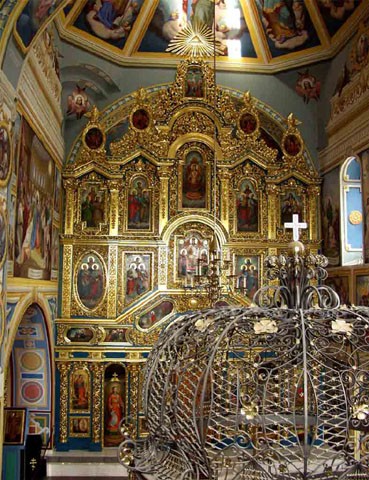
[340,157,363,265]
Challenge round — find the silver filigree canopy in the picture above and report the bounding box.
[119,244,369,480]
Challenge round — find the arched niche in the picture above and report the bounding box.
[103,363,125,447]
[7,303,53,447]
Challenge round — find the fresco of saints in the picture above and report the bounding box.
[84,0,141,42]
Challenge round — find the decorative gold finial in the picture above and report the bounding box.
[85,105,100,124]
[287,113,301,128]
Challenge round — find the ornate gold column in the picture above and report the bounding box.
[308,185,321,242]
[90,363,104,444]
[109,181,120,236]
[107,245,118,318]
[219,168,231,232]
[61,244,73,318]
[158,166,171,234]
[126,363,142,437]
[266,183,278,240]
[57,362,71,444]
[63,179,75,235]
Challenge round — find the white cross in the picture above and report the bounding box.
[284,214,307,241]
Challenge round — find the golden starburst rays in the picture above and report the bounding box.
[166,21,223,58]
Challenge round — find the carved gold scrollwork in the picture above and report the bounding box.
[57,362,72,443]
[63,179,75,235]
[125,363,143,436]
[107,245,118,318]
[109,181,120,236]
[61,244,73,318]
[90,363,104,443]
[158,165,172,234]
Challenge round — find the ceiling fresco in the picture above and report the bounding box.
[54,1,368,72]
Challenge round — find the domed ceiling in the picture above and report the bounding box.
[56,0,368,73]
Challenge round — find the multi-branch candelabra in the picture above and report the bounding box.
[184,236,235,305]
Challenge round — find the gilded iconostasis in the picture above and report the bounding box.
[52,57,322,449]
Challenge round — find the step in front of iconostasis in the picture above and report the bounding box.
[45,449,128,478]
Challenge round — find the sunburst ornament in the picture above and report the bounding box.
[166,21,223,58]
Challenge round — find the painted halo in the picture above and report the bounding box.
[0,122,11,186]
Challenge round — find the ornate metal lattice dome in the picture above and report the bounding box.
[119,242,369,480]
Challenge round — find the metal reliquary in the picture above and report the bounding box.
[119,239,369,479]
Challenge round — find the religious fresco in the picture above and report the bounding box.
[325,275,350,306]
[317,0,361,37]
[255,0,320,57]
[70,368,90,412]
[280,190,303,225]
[356,274,369,306]
[182,150,206,209]
[76,253,105,310]
[51,225,59,279]
[7,193,16,265]
[124,253,151,305]
[0,124,11,185]
[81,185,106,228]
[104,365,125,447]
[137,300,174,329]
[72,0,143,49]
[322,168,340,266]
[127,176,151,229]
[177,232,209,280]
[66,85,90,120]
[333,21,369,97]
[295,70,321,103]
[14,118,55,280]
[235,255,259,300]
[236,179,258,232]
[53,168,61,221]
[15,0,64,51]
[139,0,257,58]
[0,207,6,270]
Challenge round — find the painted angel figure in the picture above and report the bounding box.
[67,86,90,120]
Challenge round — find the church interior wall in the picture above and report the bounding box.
[0,1,369,474]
